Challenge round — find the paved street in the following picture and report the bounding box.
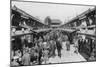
[47,42,86,64]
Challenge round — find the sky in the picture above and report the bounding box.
[11,1,95,24]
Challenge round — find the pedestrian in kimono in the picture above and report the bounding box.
[22,49,30,65]
[66,40,70,51]
[56,39,62,58]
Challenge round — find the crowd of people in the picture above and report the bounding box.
[11,30,68,66]
[11,30,96,66]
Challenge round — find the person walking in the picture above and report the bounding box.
[66,40,70,51]
[22,49,30,66]
[73,36,79,54]
[49,40,56,57]
[56,39,62,58]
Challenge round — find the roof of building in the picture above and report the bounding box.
[11,5,49,28]
[51,19,62,25]
[60,7,96,27]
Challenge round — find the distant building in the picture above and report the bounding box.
[50,19,62,28]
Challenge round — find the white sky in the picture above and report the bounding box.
[11,1,95,24]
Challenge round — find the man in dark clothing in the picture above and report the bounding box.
[38,41,43,65]
[56,40,62,58]
[38,48,42,65]
[66,40,70,51]
[78,39,82,52]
